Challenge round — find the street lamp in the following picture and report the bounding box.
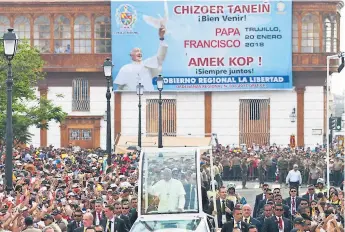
[103,58,113,166]
[2,28,18,194]
[289,108,296,123]
[136,83,144,148]
[157,75,164,148]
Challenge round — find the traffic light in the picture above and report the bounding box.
[329,117,342,130]
[329,117,337,130]
[336,117,342,131]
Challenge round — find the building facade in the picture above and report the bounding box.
[0,0,342,148]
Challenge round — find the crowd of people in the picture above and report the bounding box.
[0,145,139,232]
[0,143,343,232]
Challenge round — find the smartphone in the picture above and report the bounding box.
[98,177,102,182]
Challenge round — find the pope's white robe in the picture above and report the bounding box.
[149,178,186,212]
[114,41,168,91]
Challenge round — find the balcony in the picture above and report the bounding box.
[41,54,111,72]
[293,53,339,72]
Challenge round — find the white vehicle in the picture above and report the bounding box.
[130,214,212,232]
[130,147,217,232]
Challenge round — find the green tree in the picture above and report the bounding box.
[0,41,67,146]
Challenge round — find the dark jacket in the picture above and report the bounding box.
[221,220,249,232]
[208,199,234,228]
[101,217,127,232]
[284,197,302,215]
[67,221,82,232]
[92,211,106,225]
[262,216,292,232]
[256,199,273,217]
[120,214,131,231]
[255,216,271,226]
[73,227,84,232]
[129,208,138,225]
[253,193,265,218]
[243,217,262,232]
[282,204,291,219]
[301,193,317,202]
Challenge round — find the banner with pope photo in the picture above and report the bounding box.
[111,0,292,92]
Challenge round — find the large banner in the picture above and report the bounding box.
[111,0,292,92]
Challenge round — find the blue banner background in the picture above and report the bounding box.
[111,0,292,91]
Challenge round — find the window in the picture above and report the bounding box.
[94,16,111,53]
[249,99,260,120]
[74,15,91,53]
[239,99,270,146]
[14,16,31,40]
[292,16,298,52]
[301,13,320,53]
[54,15,71,54]
[0,15,10,35]
[323,14,337,53]
[34,16,50,53]
[146,99,176,137]
[69,129,92,140]
[72,79,90,111]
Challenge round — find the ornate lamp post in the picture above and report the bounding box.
[136,83,144,148]
[157,75,164,148]
[289,108,296,123]
[103,58,113,166]
[2,28,18,193]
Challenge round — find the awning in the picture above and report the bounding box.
[115,136,212,153]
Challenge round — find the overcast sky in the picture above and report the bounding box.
[330,7,345,95]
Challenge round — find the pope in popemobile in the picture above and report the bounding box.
[113,26,168,91]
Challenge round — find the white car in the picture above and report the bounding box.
[130,213,215,232]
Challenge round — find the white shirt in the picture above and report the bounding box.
[276,216,284,232]
[114,41,168,91]
[243,217,251,224]
[234,220,241,228]
[106,217,115,232]
[286,170,302,184]
[149,178,186,212]
[290,197,296,214]
[95,211,102,225]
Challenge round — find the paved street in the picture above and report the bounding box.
[222,181,308,207]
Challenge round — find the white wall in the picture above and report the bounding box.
[121,92,205,139]
[270,90,297,146]
[27,87,40,147]
[304,86,324,147]
[47,87,71,148]
[89,87,114,149]
[212,92,240,145]
[46,86,113,149]
[212,91,297,146]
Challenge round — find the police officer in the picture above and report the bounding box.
[241,159,248,189]
[277,156,288,185]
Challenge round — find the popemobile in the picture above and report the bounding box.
[129,147,218,232]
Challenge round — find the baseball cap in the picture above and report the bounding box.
[24,216,34,226]
[293,217,305,225]
[42,214,54,221]
[52,210,62,216]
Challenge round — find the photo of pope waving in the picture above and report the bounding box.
[114,26,168,91]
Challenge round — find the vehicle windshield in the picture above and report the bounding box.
[140,149,199,215]
[131,219,205,232]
